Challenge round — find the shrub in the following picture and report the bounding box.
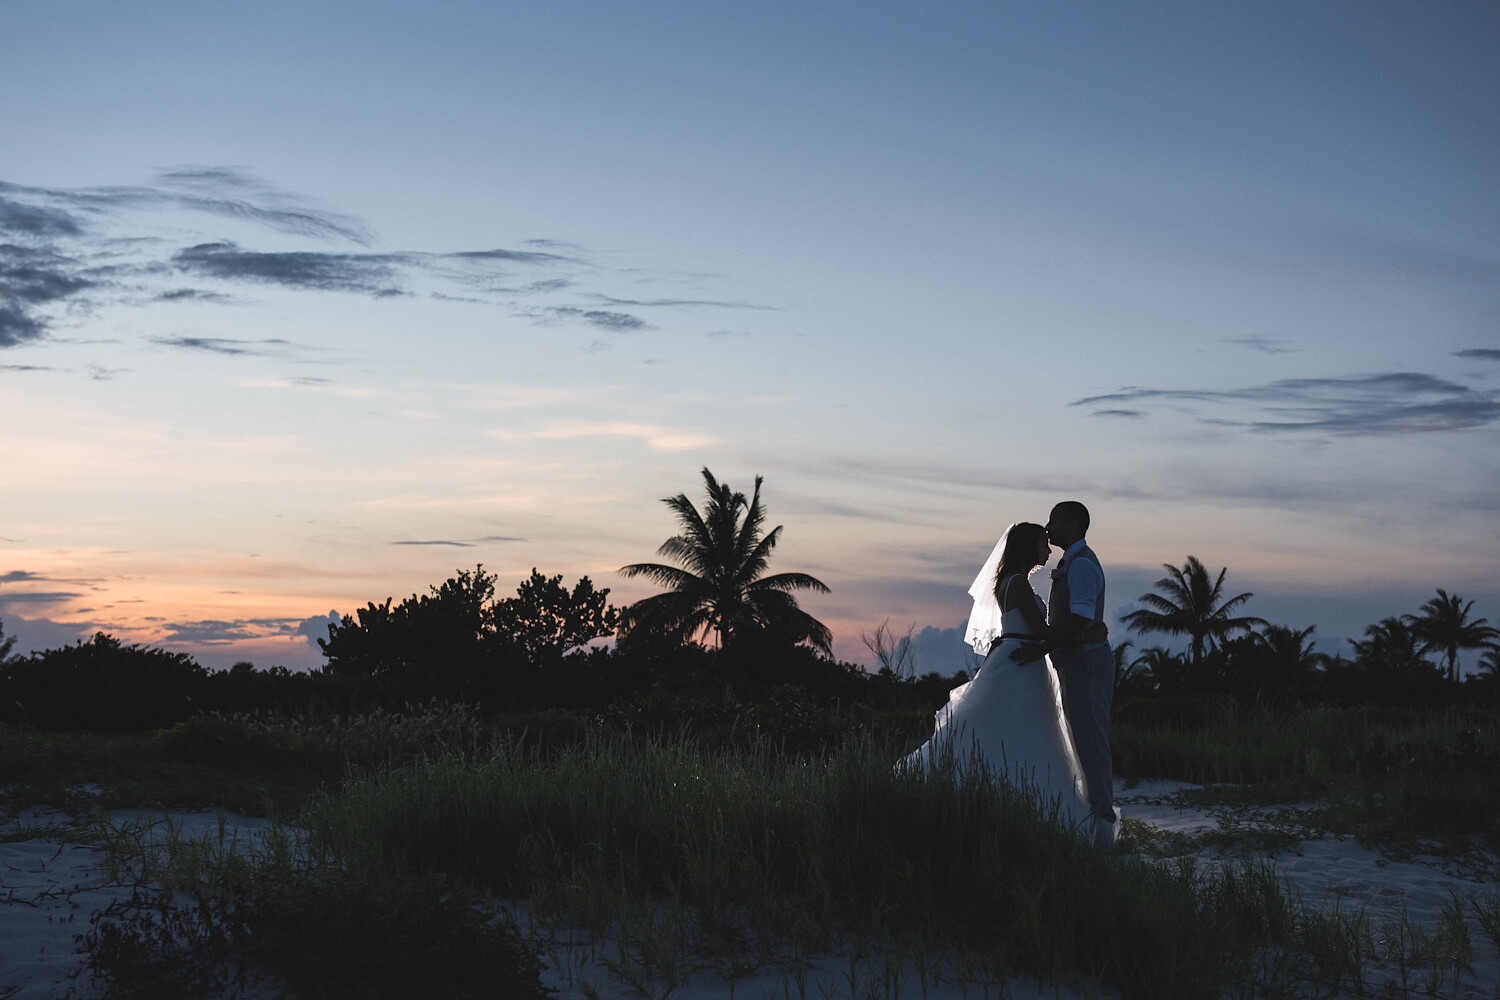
[242,867,549,1000]
[79,881,246,1000]
[0,633,208,733]
[80,851,549,1000]
[153,702,492,775]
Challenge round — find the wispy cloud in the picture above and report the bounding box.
[528,421,716,451]
[447,248,574,265]
[1075,372,1500,435]
[0,570,47,584]
[0,170,372,244]
[154,288,236,304]
[0,244,94,346]
[239,375,377,397]
[0,589,85,604]
[160,611,340,648]
[590,294,774,311]
[172,242,406,295]
[1455,348,1500,362]
[0,307,45,347]
[151,336,294,356]
[1223,335,1298,355]
[159,619,270,644]
[391,535,523,547]
[547,307,648,331]
[0,168,754,357]
[520,238,585,252]
[0,195,84,238]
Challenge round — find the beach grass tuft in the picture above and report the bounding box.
[297,731,1321,998]
[21,700,1500,998]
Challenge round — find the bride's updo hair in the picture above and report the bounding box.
[992,522,1047,602]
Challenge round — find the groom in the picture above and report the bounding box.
[1013,501,1117,848]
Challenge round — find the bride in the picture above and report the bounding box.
[899,523,1097,832]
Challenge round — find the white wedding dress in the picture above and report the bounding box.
[899,593,1092,833]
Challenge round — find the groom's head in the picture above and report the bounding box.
[1045,501,1089,550]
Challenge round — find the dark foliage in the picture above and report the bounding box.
[5,559,1495,749]
[205,660,347,717]
[495,568,618,664]
[80,882,245,1000]
[0,633,209,733]
[0,615,16,664]
[242,868,549,1000]
[80,868,550,1000]
[1114,694,1233,732]
[319,565,619,711]
[319,565,506,703]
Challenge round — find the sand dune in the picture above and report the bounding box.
[3,781,1497,999]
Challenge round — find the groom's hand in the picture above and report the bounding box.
[1010,643,1047,663]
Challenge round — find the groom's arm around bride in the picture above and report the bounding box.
[1007,600,1106,663]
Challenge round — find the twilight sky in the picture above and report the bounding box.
[3,1,1498,676]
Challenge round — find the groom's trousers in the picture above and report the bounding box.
[1057,642,1115,822]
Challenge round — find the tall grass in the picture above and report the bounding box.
[300,732,1300,998]
[1114,702,1500,848]
[1114,702,1500,786]
[66,704,1500,998]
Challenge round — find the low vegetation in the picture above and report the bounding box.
[2,483,1497,995]
[4,700,1498,998]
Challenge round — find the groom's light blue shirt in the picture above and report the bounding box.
[1059,538,1104,621]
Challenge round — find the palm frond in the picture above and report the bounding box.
[618,561,702,588]
[751,571,831,595]
[733,476,768,568]
[1132,593,1193,616]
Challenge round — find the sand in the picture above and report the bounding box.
[3,781,1497,999]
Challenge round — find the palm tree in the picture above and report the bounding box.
[1131,645,1188,694]
[1111,639,1160,697]
[619,468,832,654]
[1404,589,1499,684]
[1349,616,1434,677]
[1121,555,1267,666]
[1110,639,1133,689]
[1256,624,1326,677]
[1478,644,1500,679]
[1235,623,1326,699]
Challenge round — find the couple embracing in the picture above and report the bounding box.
[902,502,1120,849]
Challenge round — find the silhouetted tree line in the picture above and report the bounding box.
[0,470,950,737]
[1,570,1496,737]
[2,470,1496,736]
[1113,561,1500,715]
[0,567,956,735]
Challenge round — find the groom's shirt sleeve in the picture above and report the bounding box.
[1068,560,1104,621]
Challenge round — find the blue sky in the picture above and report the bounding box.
[3,1,1498,674]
